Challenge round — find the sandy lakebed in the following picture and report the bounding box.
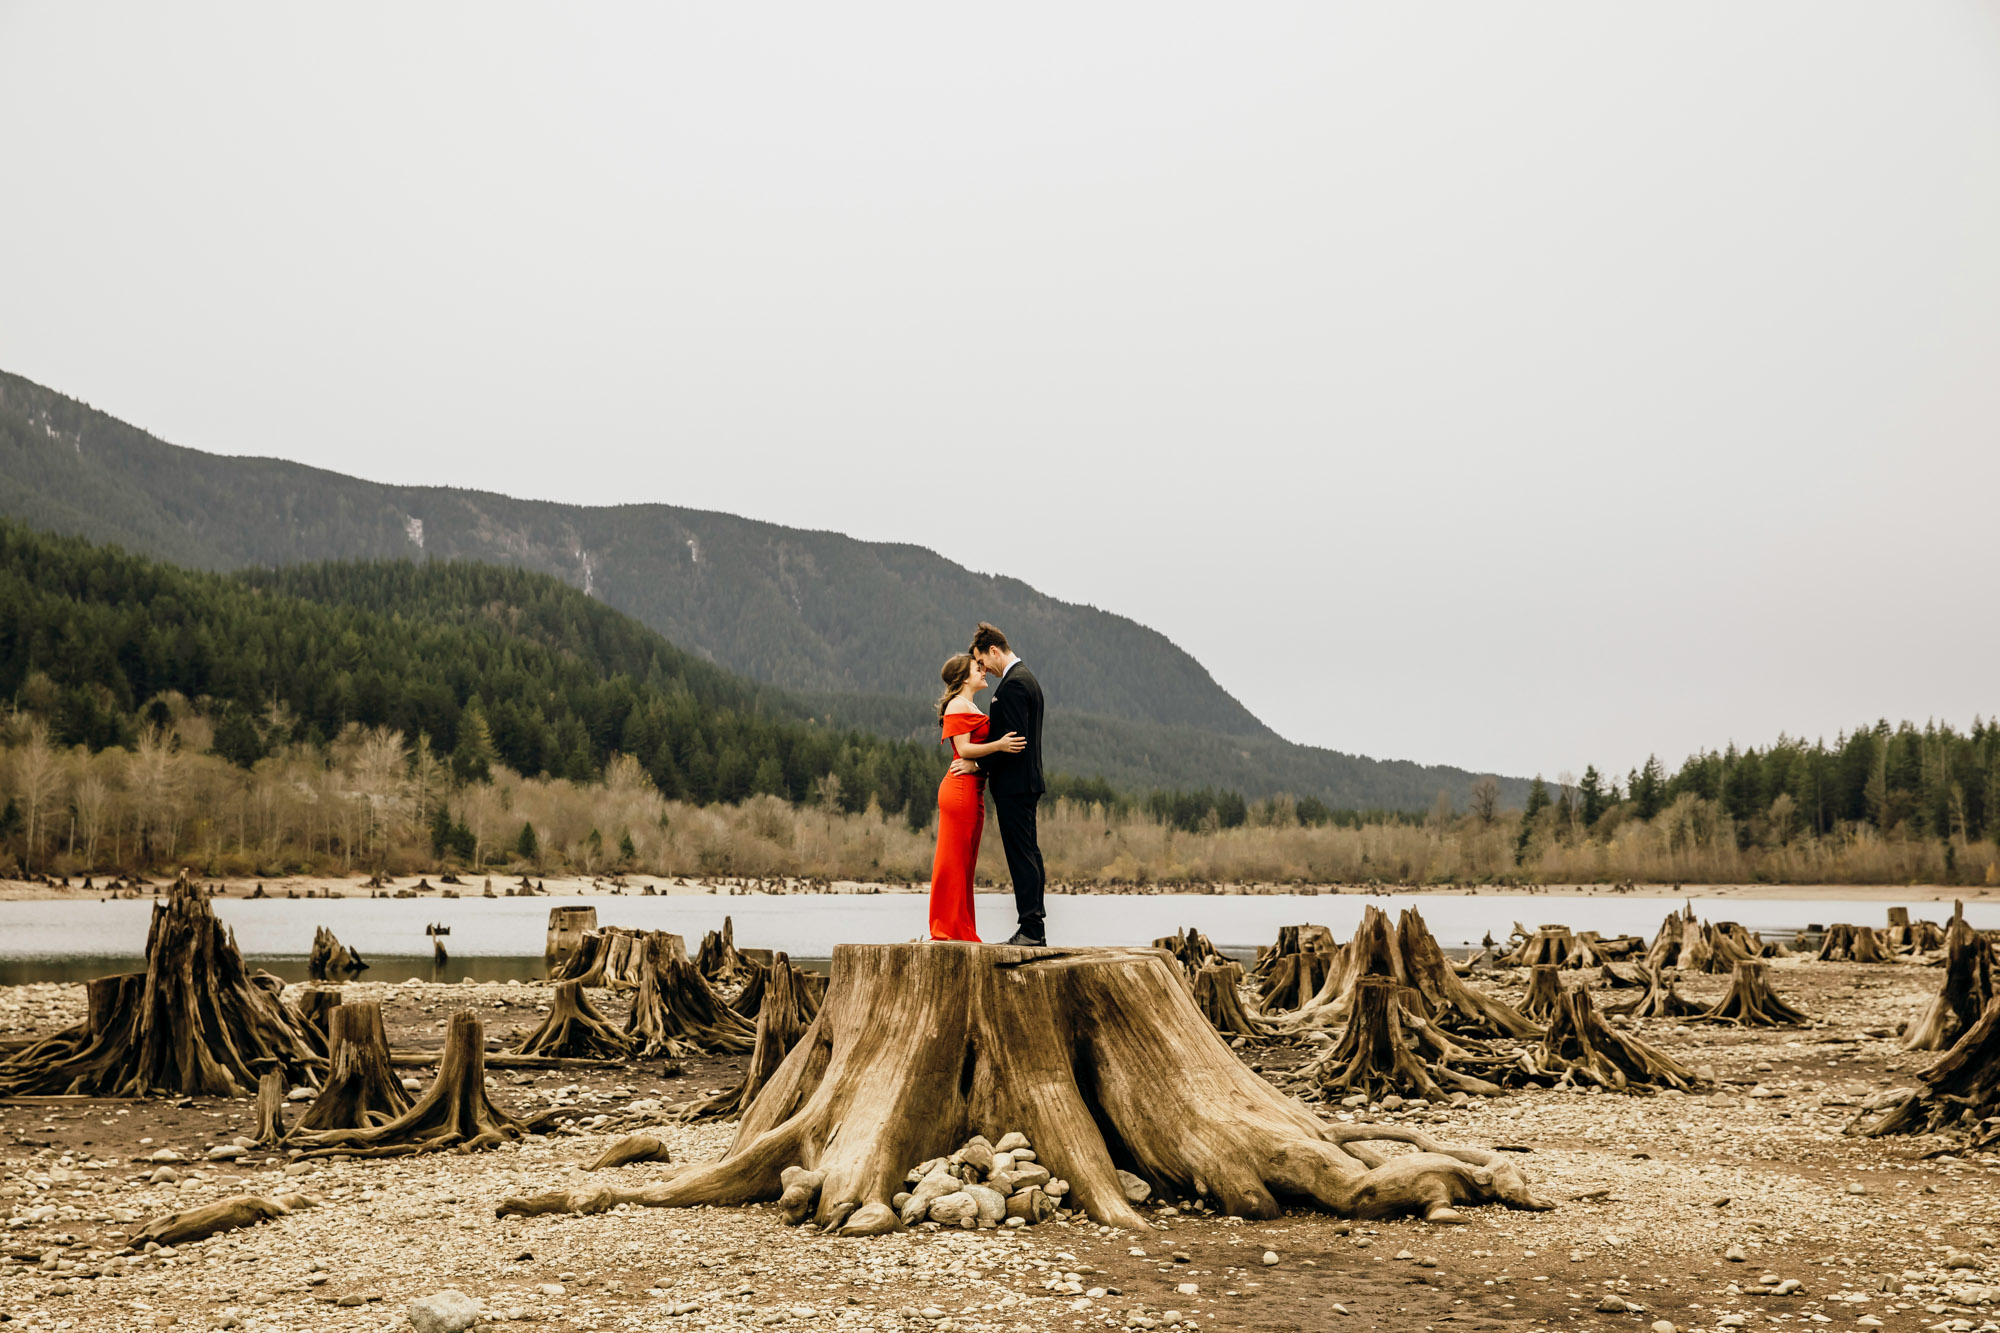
[1,884,1996,1333]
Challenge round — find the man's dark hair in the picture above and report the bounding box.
[969,622,1010,656]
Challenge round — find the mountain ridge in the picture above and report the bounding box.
[0,368,1527,809]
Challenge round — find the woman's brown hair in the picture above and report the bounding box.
[936,653,975,723]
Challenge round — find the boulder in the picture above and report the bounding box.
[407,1289,481,1333]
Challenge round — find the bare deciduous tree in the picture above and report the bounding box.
[1469,777,1501,826]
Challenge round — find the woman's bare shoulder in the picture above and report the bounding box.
[943,701,985,716]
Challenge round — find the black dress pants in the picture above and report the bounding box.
[992,790,1046,939]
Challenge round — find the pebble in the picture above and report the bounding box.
[538,1282,565,1297]
[1725,1244,1746,1262]
[1262,1251,1280,1266]
[1652,1323,1676,1333]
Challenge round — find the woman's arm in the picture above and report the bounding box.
[953,731,1027,760]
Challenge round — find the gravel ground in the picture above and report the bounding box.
[3,958,1997,1333]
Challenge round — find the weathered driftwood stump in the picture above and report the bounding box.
[1394,911,1540,1040]
[1521,965,1562,1024]
[1190,960,1273,1039]
[0,874,319,1097]
[1604,958,1703,1020]
[129,1192,318,1249]
[308,926,368,980]
[292,1002,414,1135]
[679,952,815,1123]
[1852,994,2000,1144]
[1258,948,1333,1014]
[1818,924,1888,964]
[1699,960,1810,1026]
[1904,905,1996,1052]
[515,981,639,1060]
[552,928,663,988]
[291,987,344,1056]
[1537,988,1701,1092]
[697,916,751,984]
[497,944,1553,1232]
[1596,963,1641,990]
[1152,927,1222,975]
[732,956,825,1026]
[253,1070,288,1145]
[1307,977,1505,1102]
[626,933,757,1057]
[1506,926,1575,968]
[291,1011,524,1159]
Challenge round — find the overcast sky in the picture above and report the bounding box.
[3,3,1996,780]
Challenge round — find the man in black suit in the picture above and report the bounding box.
[960,621,1047,945]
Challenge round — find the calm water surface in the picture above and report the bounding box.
[2,891,1991,988]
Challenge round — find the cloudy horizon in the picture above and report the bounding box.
[3,3,1996,782]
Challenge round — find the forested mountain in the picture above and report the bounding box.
[0,523,939,820]
[0,368,1523,809]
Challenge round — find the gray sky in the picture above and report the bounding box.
[4,3,1997,780]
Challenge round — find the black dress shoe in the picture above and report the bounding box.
[1003,930,1047,947]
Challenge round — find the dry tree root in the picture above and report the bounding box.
[1603,958,1704,1020]
[1190,960,1273,1040]
[290,1011,524,1159]
[128,1192,318,1249]
[627,933,757,1057]
[1536,987,1703,1092]
[679,953,815,1123]
[1698,960,1811,1027]
[515,981,639,1060]
[1852,994,2000,1141]
[291,1002,414,1135]
[1596,964,1642,990]
[0,874,320,1097]
[308,926,367,980]
[1904,904,1996,1052]
[496,943,1555,1232]
[586,1134,674,1171]
[1520,966,1562,1024]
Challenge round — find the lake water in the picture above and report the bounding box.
[2,891,1992,989]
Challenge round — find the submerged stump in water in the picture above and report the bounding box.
[498,943,1554,1232]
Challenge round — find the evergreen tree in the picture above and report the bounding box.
[515,821,539,861]
[1578,765,1606,827]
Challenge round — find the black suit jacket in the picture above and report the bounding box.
[984,663,1045,797]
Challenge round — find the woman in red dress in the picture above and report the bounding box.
[927,653,1026,942]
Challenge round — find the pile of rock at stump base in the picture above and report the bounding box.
[893,1131,1071,1229]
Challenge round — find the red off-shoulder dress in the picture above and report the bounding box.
[928,711,987,942]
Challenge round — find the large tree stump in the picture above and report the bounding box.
[253,1070,288,1146]
[697,916,751,984]
[516,981,640,1060]
[733,957,825,1026]
[626,933,757,1057]
[1604,957,1704,1020]
[292,1002,415,1134]
[1395,911,1540,1039]
[1190,959,1273,1039]
[1152,927,1222,975]
[1521,965,1562,1024]
[1698,960,1811,1026]
[290,987,344,1057]
[552,928,665,989]
[1904,905,1996,1052]
[1257,949,1333,1014]
[1646,904,1697,969]
[0,874,318,1097]
[679,952,815,1123]
[1852,994,2000,1144]
[290,1011,524,1159]
[1306,976,1506,1102]
[496,943,1554,1232]
[308,926,368,980]
[1536,987,1702,1092]
[1818,924,1889,964]
[1505,926,1575,968]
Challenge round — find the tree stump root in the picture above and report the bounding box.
[496,944,1554,1230]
